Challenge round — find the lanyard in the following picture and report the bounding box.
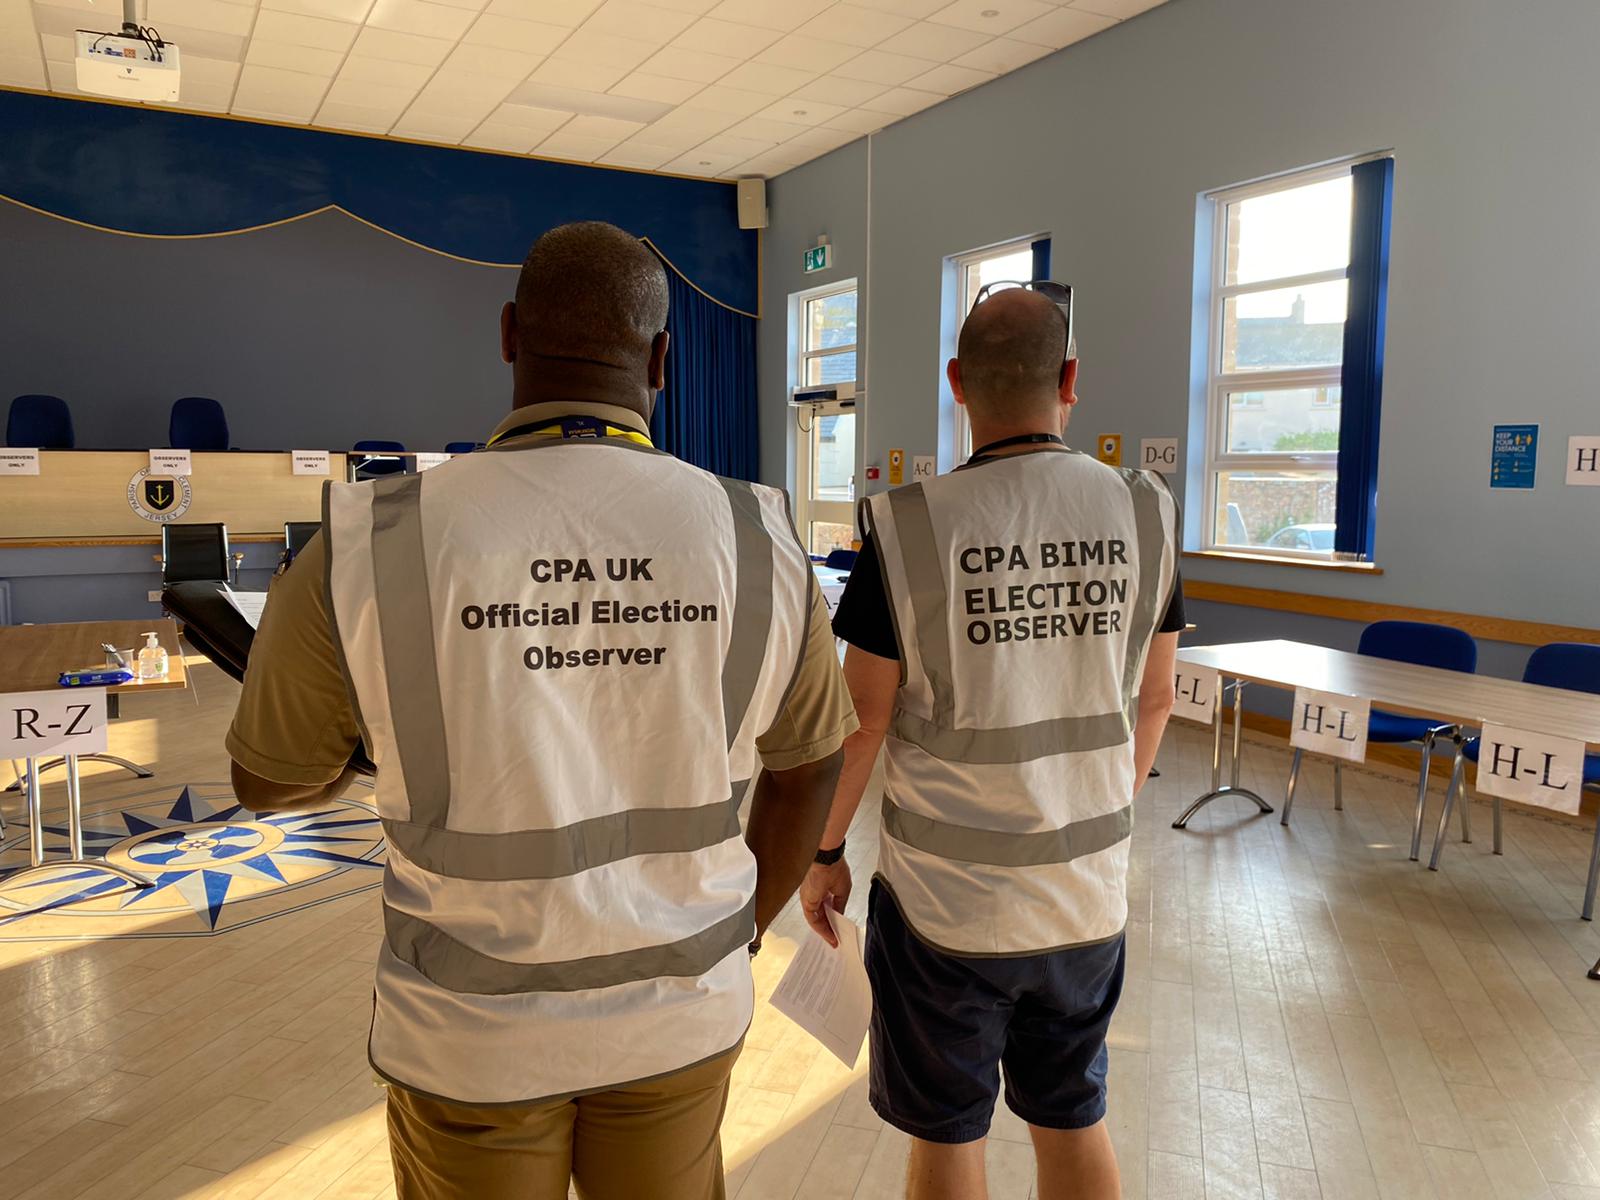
[486,415,654,449]
[966,432,1065,465]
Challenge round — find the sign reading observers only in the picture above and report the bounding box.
[1474,723,1587,815]
[0,688,109,759]
[1172,663,1219,724]
[150,449,192,476]
[292,450,331,476]
[1290,688,1371,762]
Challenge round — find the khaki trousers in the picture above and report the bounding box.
[387,1046,740,1200]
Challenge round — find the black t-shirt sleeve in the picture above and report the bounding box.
[1158,571,1186,634]
[830,532,901,660]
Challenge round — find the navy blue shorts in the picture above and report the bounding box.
[864,880,1126,1144]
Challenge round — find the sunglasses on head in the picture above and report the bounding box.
[972,279,1076,362]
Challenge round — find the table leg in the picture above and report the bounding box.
[2,753,155,902]
[1171,678,1273,830]
[6,754,154,793]
[26,755,44,868]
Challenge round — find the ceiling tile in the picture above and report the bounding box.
[247,39,347,73]
[644,103,738,136]
[730,149,808,178]
[876,20,990,59]
[844,0,947,17]
[488,99,577,128]
[29,4,95,39]
[425,0,489,12]
[951,34,1045,72]
[482,0,595,19]
[754,33,857,73]
[562,112,646,140]
[0,0,35,27]
[686,83,770,115]
[791,74,888,107]
[792,4,912,49]
[233,63,332,117]
[608,70,703,104]
[582,0,696,42]
[441,42,537,77]
[715,60,813,96]
[40,32,72,61]
[367,0,478,40]
[1071,0,1161,18]
[695,132,772,158]
[323,75,419,110]
[465,121,547,151]
[823,106,891,134]
[416,68,521,107]
[722,115,808,144]
[147,0,256,38]
[339,53,436,86]
[46,58,84,94]
[352,24,454,63]
[263,0,379,25]
[530,56,629,91]
[671,16,778,57]
[506,79,671,119]
[464,13,572,55]
[253,10,361,51]
[317,100,403,130]
[182,54,243,85]
[179,87,236,111]
[663,147,742,175]
[926,0,1052,36]
[646,0,718,11]
[623,125,703,152]
[137,21,251,59]
[391,109,480,139]
[636,44,738,83]
[0,54,47,88]
[784,123,859,150]
[552,27,657,69]
[861,84,941,114]
[703,0,829,33]
[832,47,937,85]
[1009,5,1113,47]
[536,129,623,161]
[597,143,677,169]
[903,61,992,94]
[754,96,844,125]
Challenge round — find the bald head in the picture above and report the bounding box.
[955,289,1069,419]
[514,221,669,369]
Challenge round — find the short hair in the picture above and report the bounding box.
[955,289,1067,418]
[514,221,670,368]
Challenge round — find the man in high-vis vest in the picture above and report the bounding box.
[226,222,855,1199]
[800,285,1183,1199]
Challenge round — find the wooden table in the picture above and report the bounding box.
[0,618,188,898]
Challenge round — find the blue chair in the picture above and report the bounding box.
[353,439,407,478]
[1429,644,1600,914]
[445,441,483,455]
[824,548,858,571]
[1281,621,1478,838]
[169,396,229,450]
[7,394,74,447]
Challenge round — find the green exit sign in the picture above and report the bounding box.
[803,244,832,273]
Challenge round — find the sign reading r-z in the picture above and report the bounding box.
[0,689,110,759]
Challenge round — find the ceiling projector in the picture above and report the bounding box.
[75,27,180,102]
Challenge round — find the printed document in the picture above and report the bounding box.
[223,587,269,631]
[770,907,872,1068]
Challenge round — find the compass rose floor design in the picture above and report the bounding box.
[0,783,385,940]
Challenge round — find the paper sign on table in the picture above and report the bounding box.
[414,452,451,471]
[292,450,331,476]
[0,688,109,759]
[1474,723,1587,815]
[1290,688,1370,762]
[223,586,269,631]
[150,449,192,476]
[1173,663,1219,724]
[0,448,40,475]
[769,906,872,1068]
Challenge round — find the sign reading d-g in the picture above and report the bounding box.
[1290,688,1370,762]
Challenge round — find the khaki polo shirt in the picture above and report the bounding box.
[226,404,858,785]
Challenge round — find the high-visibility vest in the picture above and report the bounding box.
[863,451,1179,957]
[324,434,813,1105]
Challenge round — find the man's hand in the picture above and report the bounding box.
[800,859,853,947]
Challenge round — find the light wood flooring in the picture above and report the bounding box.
[5,659,1600,1199]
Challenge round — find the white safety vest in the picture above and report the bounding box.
[324,433,813,1105]
[863,450,1178,957]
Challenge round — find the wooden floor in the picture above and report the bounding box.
[6,660,1600,1199]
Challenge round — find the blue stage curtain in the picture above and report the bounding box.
[650,264,759,481]
[1334,156,1394,559]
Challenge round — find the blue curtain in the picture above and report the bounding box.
[1031,237,1053,281]
[1334,157,1394,558]
[650,264,759,481]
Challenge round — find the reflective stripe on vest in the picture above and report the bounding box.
[325,439,810,1103]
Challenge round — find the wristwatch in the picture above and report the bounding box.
[814,840,846,866]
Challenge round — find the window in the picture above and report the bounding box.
[952,238,1042,463]
[1202,158,1392,560]
[793,281,858,555]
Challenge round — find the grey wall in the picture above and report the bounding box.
[760,0,1600,632]
[1,201,515,451]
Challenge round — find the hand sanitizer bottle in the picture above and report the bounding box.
[137,631,169,680]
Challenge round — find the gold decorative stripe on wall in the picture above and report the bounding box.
[1185,580,1600,648]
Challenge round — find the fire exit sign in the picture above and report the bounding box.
[803,244,832,273]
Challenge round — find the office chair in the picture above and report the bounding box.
[161,522,241,586]
[824,548,858,571]
[1429,644,1600,913]
[169,397,229,451]
[1281,621,1478,838]
[445,441,484,455]
[7,394,74,448]
[352,439,407,478]
[285,521,320,563]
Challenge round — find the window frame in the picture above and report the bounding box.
[951,237,1041,465]
[792,278,859,556]
[798,280,859,390]
[1203,161,1354,560]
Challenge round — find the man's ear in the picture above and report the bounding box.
[500,301,518,365]
[946,357,965,407]
[648,330,670,392]
[1059,357,1079,409]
